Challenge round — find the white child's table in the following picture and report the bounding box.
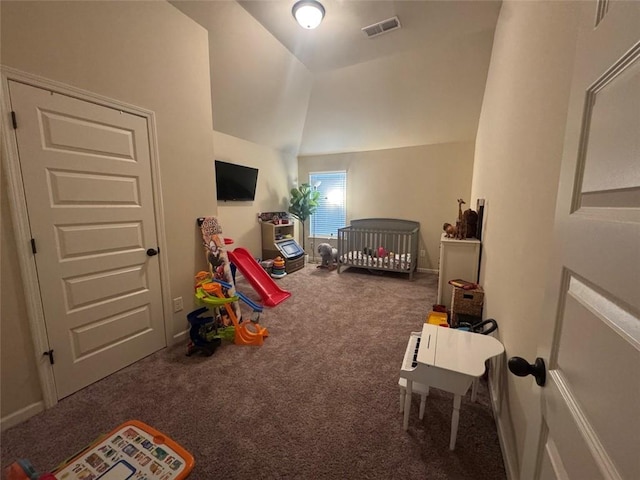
[399,323,504,449]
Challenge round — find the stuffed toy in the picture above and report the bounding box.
[443,222,457,238]
[317,243,338,270]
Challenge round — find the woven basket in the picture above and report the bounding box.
[451,286,484,318]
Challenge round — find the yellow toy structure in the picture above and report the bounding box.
[194,271,269,346]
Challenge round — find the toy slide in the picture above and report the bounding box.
[227,247,291,307]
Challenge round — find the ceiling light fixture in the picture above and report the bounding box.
[292,0,325,29]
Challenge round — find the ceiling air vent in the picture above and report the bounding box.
[361,16,401,38]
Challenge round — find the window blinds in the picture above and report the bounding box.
[309,171,346,238]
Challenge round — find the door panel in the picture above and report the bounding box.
[64,265,149,309]
[40,109,137,160]
[540,378,605,479]
[71,306,152,359]
[538,430,570,480]
[55,222,144,259]
[579,51,640,199]
[548,273,639,479]
[47,170,141,205]
[8,80,166,399]
[523,2,640,479]
[527,1,640,479]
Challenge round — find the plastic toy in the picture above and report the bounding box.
[426,311,449,327]
[199,217,290,308]
[228,248,291,305]
[194,272,269,346]
[186,307,224,357]
[456,318,498,334]
[270,256,286,278]
[198,217,243,322]
[3,459,39,480]
[193,217,275,348]
[52,420,194,480]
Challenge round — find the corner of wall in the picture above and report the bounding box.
[0,401,44,432]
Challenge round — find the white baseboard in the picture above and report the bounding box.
[488,364,519,480]
[0,401,44,432]
[417,267,438,274]
[172,328,188,344]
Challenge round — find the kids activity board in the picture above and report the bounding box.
[53,420,194,480]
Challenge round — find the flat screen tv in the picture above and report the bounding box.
[215,160,259,202]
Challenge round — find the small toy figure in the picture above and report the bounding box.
[446,199,479,239]
[317,243,338,270]
[443,222,457,238]
[455,198,466,239]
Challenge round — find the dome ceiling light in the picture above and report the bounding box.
[292,0,325,29]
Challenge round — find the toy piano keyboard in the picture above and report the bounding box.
[53,420,194,480]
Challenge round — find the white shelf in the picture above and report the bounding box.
[261,221,294,256]
[437,233,481,309]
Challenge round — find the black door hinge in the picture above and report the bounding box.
[43,349,55,365]
[11,111,17,129]
[31,238,37,254]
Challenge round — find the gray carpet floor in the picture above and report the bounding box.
[1,264,506,479]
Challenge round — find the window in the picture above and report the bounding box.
[309,171,346,238]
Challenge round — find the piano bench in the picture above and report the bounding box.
[398,378,429,420]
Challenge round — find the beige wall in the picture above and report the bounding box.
[1,171,43,420]
[471,1,580,475]
[299,142,475,270]
[299,31,495,155]
[1,0,214,418]
[171,1,313,155]
[213,131,297,259]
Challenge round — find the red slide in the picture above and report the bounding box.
[227,247,291,307]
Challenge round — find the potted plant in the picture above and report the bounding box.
[288,183,320,253]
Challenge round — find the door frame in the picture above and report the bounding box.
[1,66,173,408]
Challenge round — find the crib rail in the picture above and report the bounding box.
[337,219,419,280]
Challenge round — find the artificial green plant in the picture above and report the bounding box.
[288,183,321,253]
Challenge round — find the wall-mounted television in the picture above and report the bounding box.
[215,160,259,202]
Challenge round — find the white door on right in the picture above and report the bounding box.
[530,1,640,479]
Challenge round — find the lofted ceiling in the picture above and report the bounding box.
[170,0,502,155]
[238,0,502,73]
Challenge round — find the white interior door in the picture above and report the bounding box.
[8,80,166,399]
[522,2,640,479]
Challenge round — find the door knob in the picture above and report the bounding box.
[508,356,546,386]
[146,248,159,257]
